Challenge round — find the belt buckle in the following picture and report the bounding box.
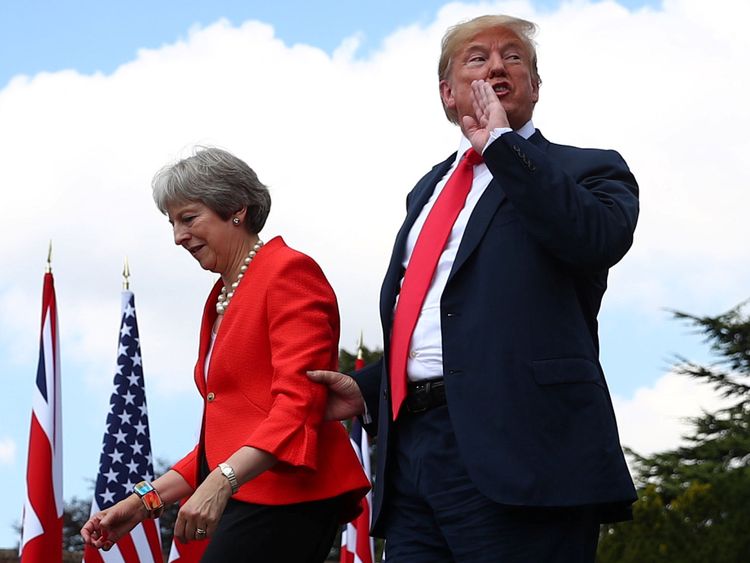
[407,381,432,414]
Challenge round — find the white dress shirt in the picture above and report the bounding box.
[399,121,536,382]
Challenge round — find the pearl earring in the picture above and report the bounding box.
[232,217,240,225]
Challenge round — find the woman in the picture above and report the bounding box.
[81,147,370,562]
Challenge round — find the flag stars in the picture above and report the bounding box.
[92,295,156,512]
[126,459,140,474]
[100,488,116,504]
[131,352,142,367]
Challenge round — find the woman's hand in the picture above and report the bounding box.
[173,469,232,543]
[81,494,145,551]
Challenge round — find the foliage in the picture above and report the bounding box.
[598,302,750,562]
[339,343,383,374]
[62,496,90,552]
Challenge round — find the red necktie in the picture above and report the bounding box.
[389,148,483,419]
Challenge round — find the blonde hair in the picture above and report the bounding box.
[438,15,541,124]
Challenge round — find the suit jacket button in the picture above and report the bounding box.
[207,392,215,402]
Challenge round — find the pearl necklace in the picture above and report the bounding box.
[216,240,264,315]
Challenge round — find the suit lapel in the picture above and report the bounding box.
[448,130,547,281]
[379,154,455,327]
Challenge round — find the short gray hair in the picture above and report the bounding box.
[152,147,271,234]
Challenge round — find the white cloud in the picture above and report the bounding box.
[0,0,747,423]
[0,438,16,465]
[2,0,748,398]
[614,369,733,456]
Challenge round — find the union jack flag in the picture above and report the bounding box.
[20,270,63,562]
[83,290,162,563]
[340,347,374,563]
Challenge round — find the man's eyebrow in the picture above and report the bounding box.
[463,40,525,54]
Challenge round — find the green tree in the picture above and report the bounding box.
[598,302,750,562]
[339,343,383,374]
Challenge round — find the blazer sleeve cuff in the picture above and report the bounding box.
[170,445,199,490]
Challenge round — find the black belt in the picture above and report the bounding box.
[405,378,446,414]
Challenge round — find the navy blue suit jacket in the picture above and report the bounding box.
[354,129,639,535]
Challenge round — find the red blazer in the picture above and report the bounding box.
[172,237,369,513]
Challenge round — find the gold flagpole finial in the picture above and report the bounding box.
[123,257,131,290]
[357,330,364,361]
[45,241,52,273]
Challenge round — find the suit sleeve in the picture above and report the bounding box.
[483,133,639,271]
[243,254,339,469]
[353,358,383,436]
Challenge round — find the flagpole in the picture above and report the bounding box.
[123,257,130,290]
[46,241,52,274]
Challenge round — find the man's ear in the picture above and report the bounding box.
[439,79,456,110]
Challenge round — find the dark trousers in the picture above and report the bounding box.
[200,497,340,563]
[381,405,600,562]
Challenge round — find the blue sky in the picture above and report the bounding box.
[3,0,748,551]
[0,0,657,88]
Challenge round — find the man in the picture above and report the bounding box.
[309,14,638,562]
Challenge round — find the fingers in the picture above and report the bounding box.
[175,495,221,543]
[81,514,115,550]
[175,517,213,542]
[306,369,344,383]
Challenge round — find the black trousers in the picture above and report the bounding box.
[382,404,600,562]
[200,497,341,563]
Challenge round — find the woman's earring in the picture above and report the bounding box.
[232,217,241,226]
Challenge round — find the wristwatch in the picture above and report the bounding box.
[218,462,239,494]
[133,480,164,518]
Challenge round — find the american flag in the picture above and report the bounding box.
[340,347,374,563]
[20,269,63,562]
[83,290,162,563]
